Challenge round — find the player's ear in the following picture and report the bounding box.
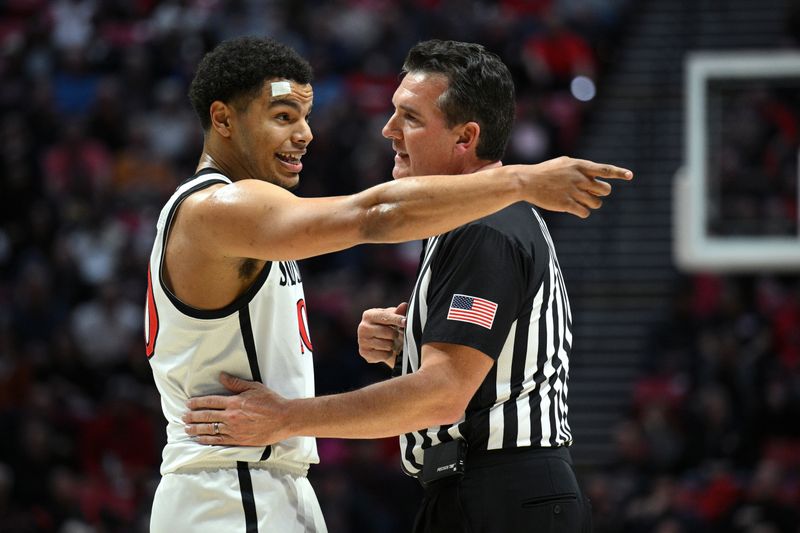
[210,101,233,138]
[454,121,480,155]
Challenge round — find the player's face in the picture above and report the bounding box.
[382,72,464,179]
[232,79,313,190]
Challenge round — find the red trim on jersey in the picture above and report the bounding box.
[297,299,313,353]
[145,266,159,358]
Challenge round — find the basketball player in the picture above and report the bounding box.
[160,36,631,532]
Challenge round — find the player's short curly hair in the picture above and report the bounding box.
[402,40,515,162]
[189,37,313,131]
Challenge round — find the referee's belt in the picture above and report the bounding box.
[420,443,572,487]
[466,444,572,470]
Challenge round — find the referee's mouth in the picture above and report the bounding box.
[393,150,409,164]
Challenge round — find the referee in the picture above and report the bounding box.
[183,40,632,533]
[359,40,596,532]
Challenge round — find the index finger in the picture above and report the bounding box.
[366,309,406,329]
[186,394,230,411]
[578,160,633,180]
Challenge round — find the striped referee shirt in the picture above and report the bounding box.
[397,202,573,476]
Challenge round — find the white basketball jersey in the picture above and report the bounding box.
[145,169,318,475]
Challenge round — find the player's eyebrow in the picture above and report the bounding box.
[268,99,313,115]
[268,99,301,111]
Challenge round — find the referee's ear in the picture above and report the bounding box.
[454,121,480,156]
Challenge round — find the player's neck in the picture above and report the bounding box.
[196,149,242,181]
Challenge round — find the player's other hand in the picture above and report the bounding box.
[357,302,407,367]
[183,372,288,446]
[513,156,633,219]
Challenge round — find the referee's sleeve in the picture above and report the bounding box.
[421,224,529,359]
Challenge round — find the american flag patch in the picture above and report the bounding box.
[447,294,498,329]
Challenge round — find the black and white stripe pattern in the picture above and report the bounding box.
[398,207,573,476]
[237,461,259,532]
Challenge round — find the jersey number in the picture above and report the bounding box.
[145,267,159,358]
[297,299,313,354]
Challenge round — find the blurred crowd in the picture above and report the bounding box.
[2,1,798,532]
[588,274,800,533]
[710,83,799,237]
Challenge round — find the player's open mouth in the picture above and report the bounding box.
[276,152,303,173]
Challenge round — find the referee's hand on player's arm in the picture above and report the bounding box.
[514,156,633,219]
[183,372,289,446]
[357,302,407,367]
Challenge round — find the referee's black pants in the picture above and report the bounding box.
[412,446,592,533]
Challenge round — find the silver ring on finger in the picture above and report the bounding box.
[213,422,220,435]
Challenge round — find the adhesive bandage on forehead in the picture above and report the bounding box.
[271,81,292,98]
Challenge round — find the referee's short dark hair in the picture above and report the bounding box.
[189,36,313,131]
[402,39,515,162]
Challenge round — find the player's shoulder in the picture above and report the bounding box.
[167,168,229,203]
[178,167,231,189]
[161,169,230,225]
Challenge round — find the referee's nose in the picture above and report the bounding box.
[382,111,400,140]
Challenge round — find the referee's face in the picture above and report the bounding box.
[383,72,466,179]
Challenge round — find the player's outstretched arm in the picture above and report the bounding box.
[188,156,632,262]
[510,156,631,218]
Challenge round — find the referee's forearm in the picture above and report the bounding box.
[284,372,458,439]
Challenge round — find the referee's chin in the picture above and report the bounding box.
[391,164,412,180]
